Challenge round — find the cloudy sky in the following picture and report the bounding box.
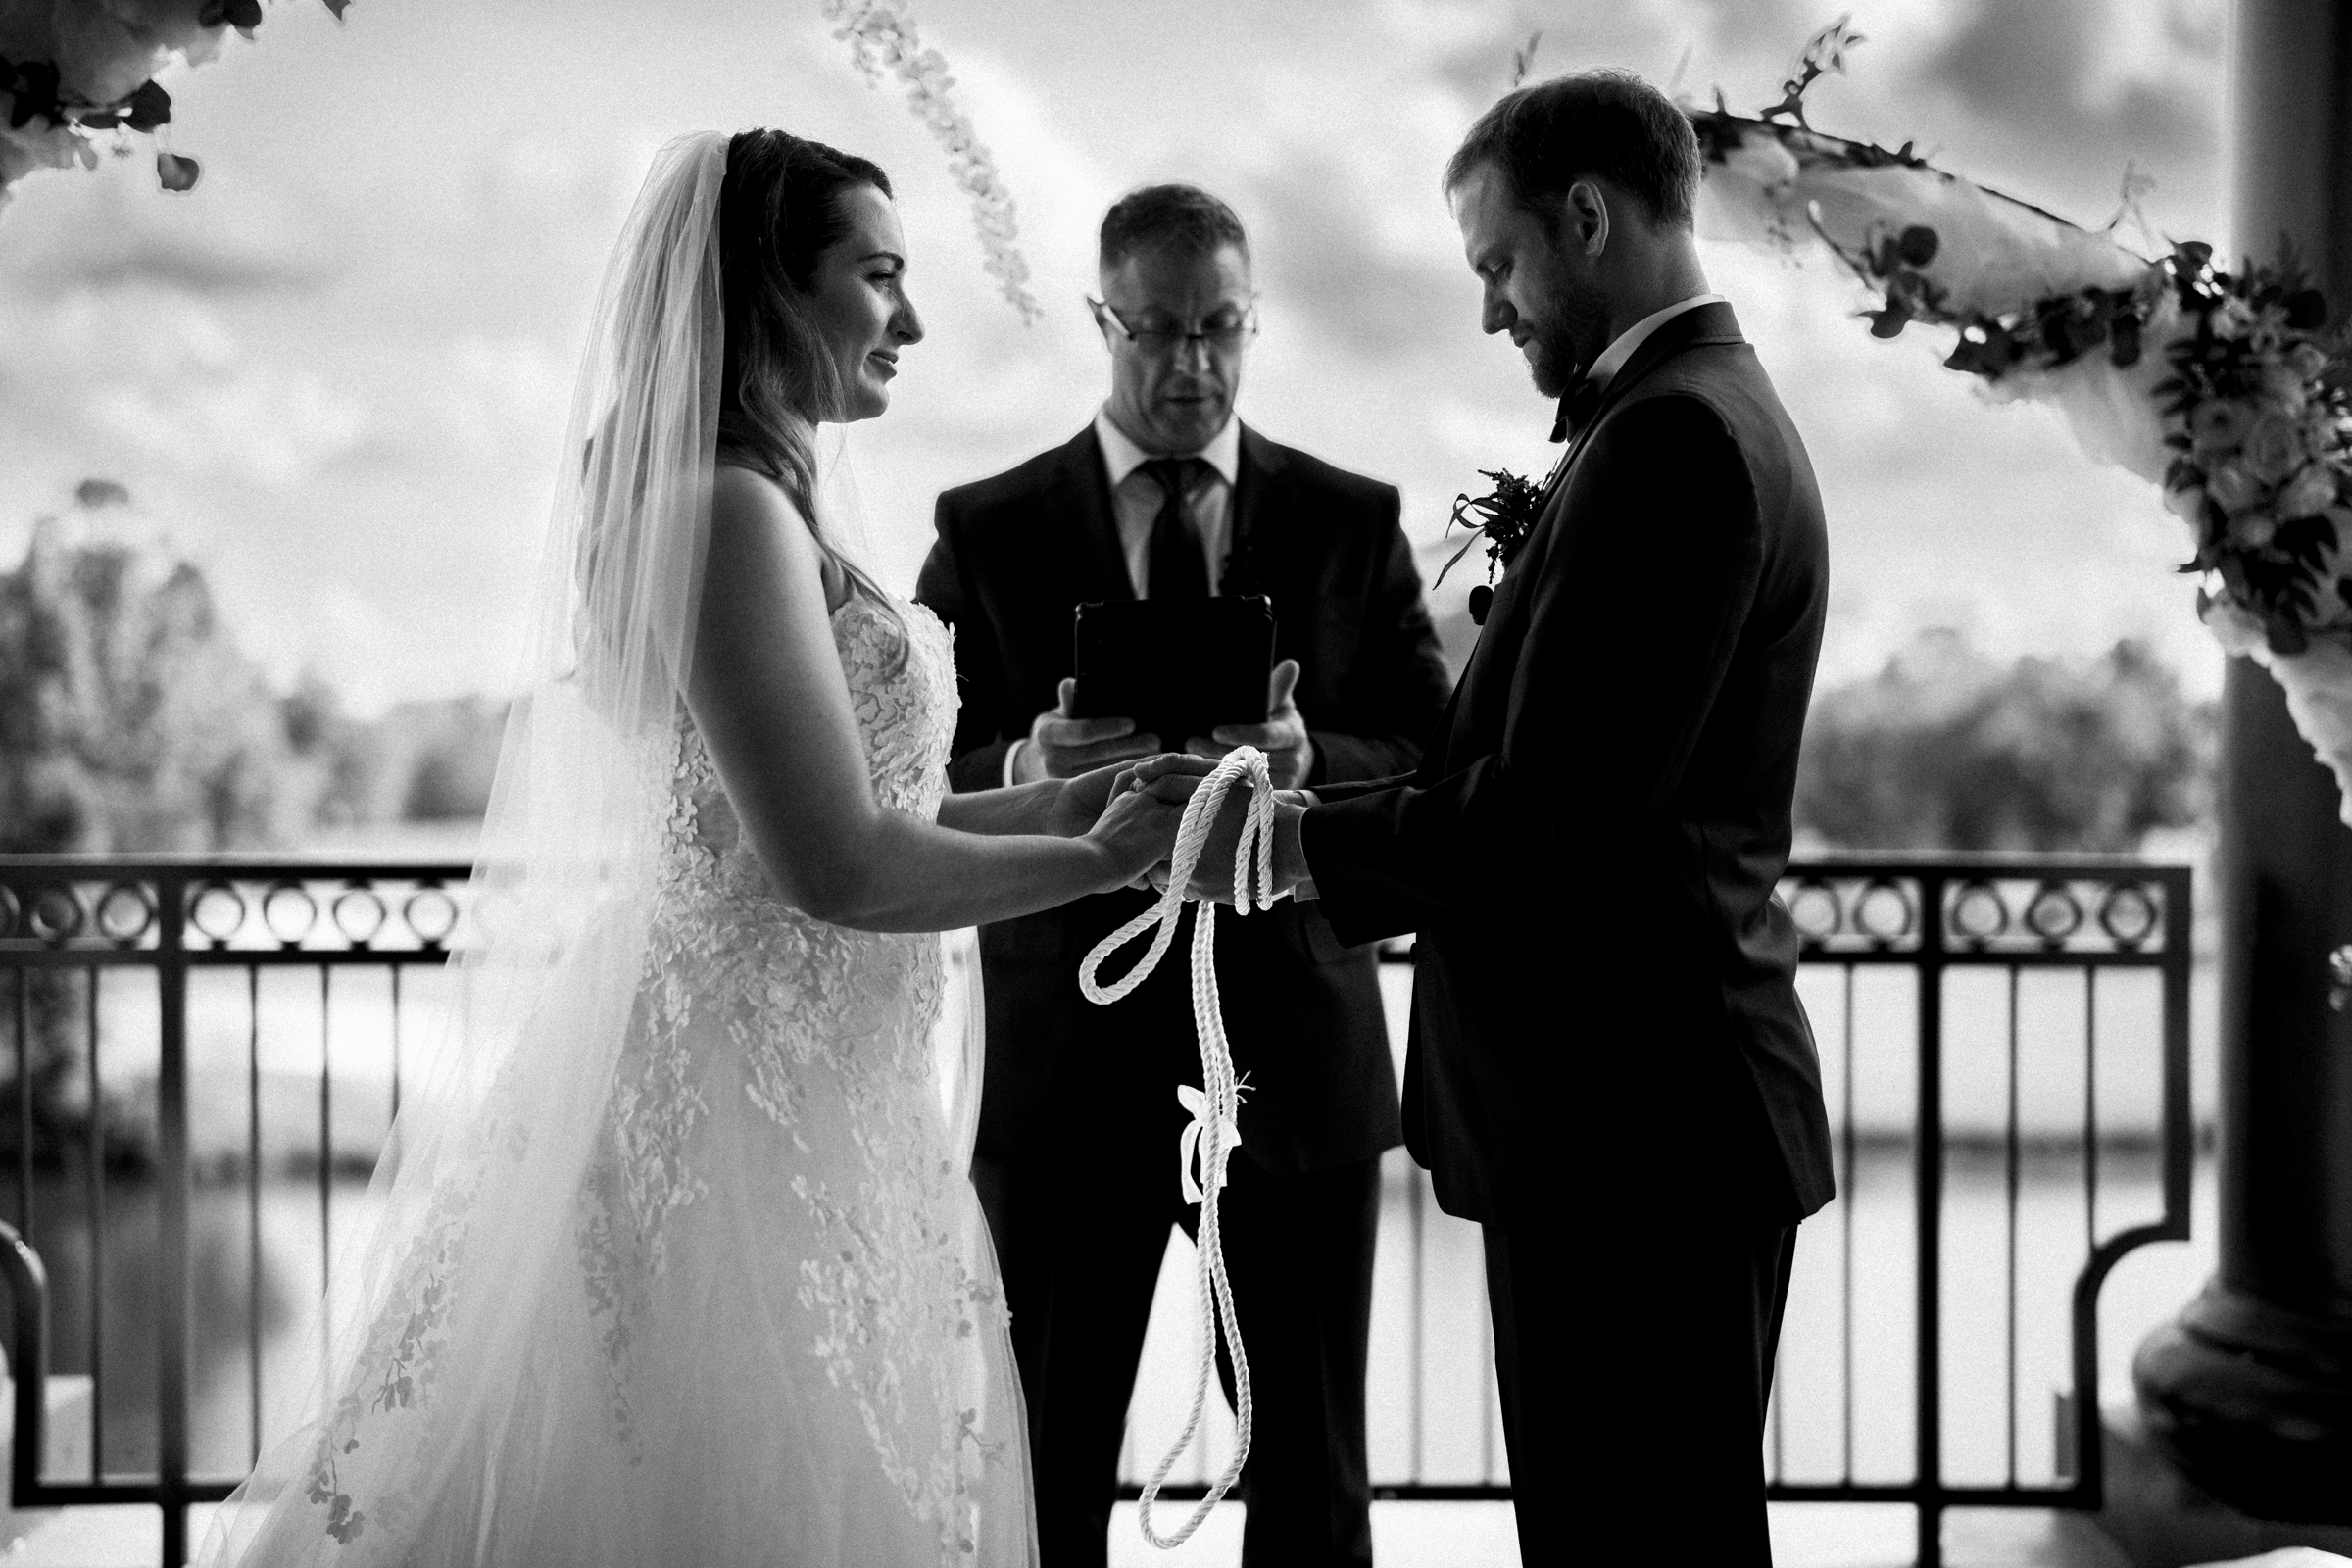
[0,0,2230,713]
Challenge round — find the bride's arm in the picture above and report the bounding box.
[686,468,1173,933]
[933,764,1140,838]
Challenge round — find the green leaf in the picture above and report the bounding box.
[122,79,171,132]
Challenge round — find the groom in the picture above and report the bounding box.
[1163,70,1836,1562]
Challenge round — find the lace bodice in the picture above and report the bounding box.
[663,593,959,901]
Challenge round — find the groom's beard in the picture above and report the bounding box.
[1523,291,1606,400]
[1524,326,1579,399]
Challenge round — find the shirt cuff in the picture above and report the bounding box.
[1002,738,1025,789]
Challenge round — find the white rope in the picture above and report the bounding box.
[1078,746,1280,1550]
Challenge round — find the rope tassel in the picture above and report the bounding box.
[1078,746,1281,1549]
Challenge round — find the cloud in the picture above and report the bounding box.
[0,171,336,300]
[1906,0,2223,224]
[0,0,2238,714]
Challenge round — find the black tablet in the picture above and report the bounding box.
[1069,596,1275,748]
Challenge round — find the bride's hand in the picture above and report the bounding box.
[1083,768,1187,886]
[1048,752,1215,837]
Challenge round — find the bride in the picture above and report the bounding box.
[198,129,1177,1567]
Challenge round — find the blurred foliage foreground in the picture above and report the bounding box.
[0,483,506,1167]
[0,483,2218,1164]
[1795,627,2215,856]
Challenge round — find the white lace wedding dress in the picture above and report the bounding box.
[205,595,1038,1566]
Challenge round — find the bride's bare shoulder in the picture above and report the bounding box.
[709,462,848,609]
[711,461,808,530]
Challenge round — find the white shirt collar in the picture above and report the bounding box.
[1094,406,1243,489]
[1584,292,1726,391]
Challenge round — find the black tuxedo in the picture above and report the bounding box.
[1304,302,1836,1563]
[917,421,1450,1568]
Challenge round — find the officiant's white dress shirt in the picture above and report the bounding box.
[1093,406,1244,597]
[999,410,1247,786]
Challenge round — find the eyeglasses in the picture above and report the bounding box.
[1088,295,1259,357]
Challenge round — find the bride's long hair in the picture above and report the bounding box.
[716,127,896,611]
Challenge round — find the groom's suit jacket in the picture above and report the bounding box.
[1304,300,1838,1225]
[918,421,1453,1172]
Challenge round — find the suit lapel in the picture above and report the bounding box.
[1057,425,1135,603]
[1447,302,1749,757]
[1543,299,1745,502]
[1229,424,1284,602]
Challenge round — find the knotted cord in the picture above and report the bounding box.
[1078,746,1280,1549]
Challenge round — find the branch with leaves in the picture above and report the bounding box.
[0,0,349,210]
[1690,19,2352,821]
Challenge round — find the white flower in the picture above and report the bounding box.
[2279,463,2339,519]
[2244,411,2310,485]
[2215,297,2258,339]
[2260,362,2312,409]
[2190,399,2252,458]
[2201,594,2269,655]
[2208,460,2265,513]
[2229,508,2280,551]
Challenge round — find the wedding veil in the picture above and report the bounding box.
[199,130,737,1559]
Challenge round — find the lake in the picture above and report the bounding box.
[4,931,2223,1496]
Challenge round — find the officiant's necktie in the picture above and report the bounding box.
[1143,457,1210,601]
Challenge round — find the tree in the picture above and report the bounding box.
[0,483,296,854]
[0,482,306,1166]
[1795,630,2216,853]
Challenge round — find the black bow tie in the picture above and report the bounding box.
[1549,377,1603,444]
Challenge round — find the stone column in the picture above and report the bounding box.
[2131,0,2352,1523]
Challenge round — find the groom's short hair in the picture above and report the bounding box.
[1446,69,1700,233]
[1099,184,1250,272]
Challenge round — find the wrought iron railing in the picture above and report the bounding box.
[0,853,2190,1568]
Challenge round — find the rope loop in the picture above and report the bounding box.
[1076,745,1279,1549]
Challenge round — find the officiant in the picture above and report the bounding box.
[917,184,1451,1568]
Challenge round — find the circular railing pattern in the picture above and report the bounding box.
[94,883,154,945]
[2024,883,2085,945]
[1853,880,1917,945]
[1950,880,2009,944]
[2098,883,2160,948]
[190,882,247,943]
[29,886,84,943]
[405,888,460,947]
[1788,880,1841,941]
[0,871,473,953]
[1777,872,2173,956]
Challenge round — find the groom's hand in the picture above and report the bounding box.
[1014,677,1160,784]
[1187,659,1314,789]
[1140,770,1315,906]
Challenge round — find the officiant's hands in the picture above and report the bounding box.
[1011,677,1160,785]
[1186,659,1314,790]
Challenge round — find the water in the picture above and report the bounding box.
[5,948,2223,1496]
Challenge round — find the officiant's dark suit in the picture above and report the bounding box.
[1295,77,1837,1565]
[917,186,1451,1568]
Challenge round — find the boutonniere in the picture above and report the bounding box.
[1435,467,1547,625]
